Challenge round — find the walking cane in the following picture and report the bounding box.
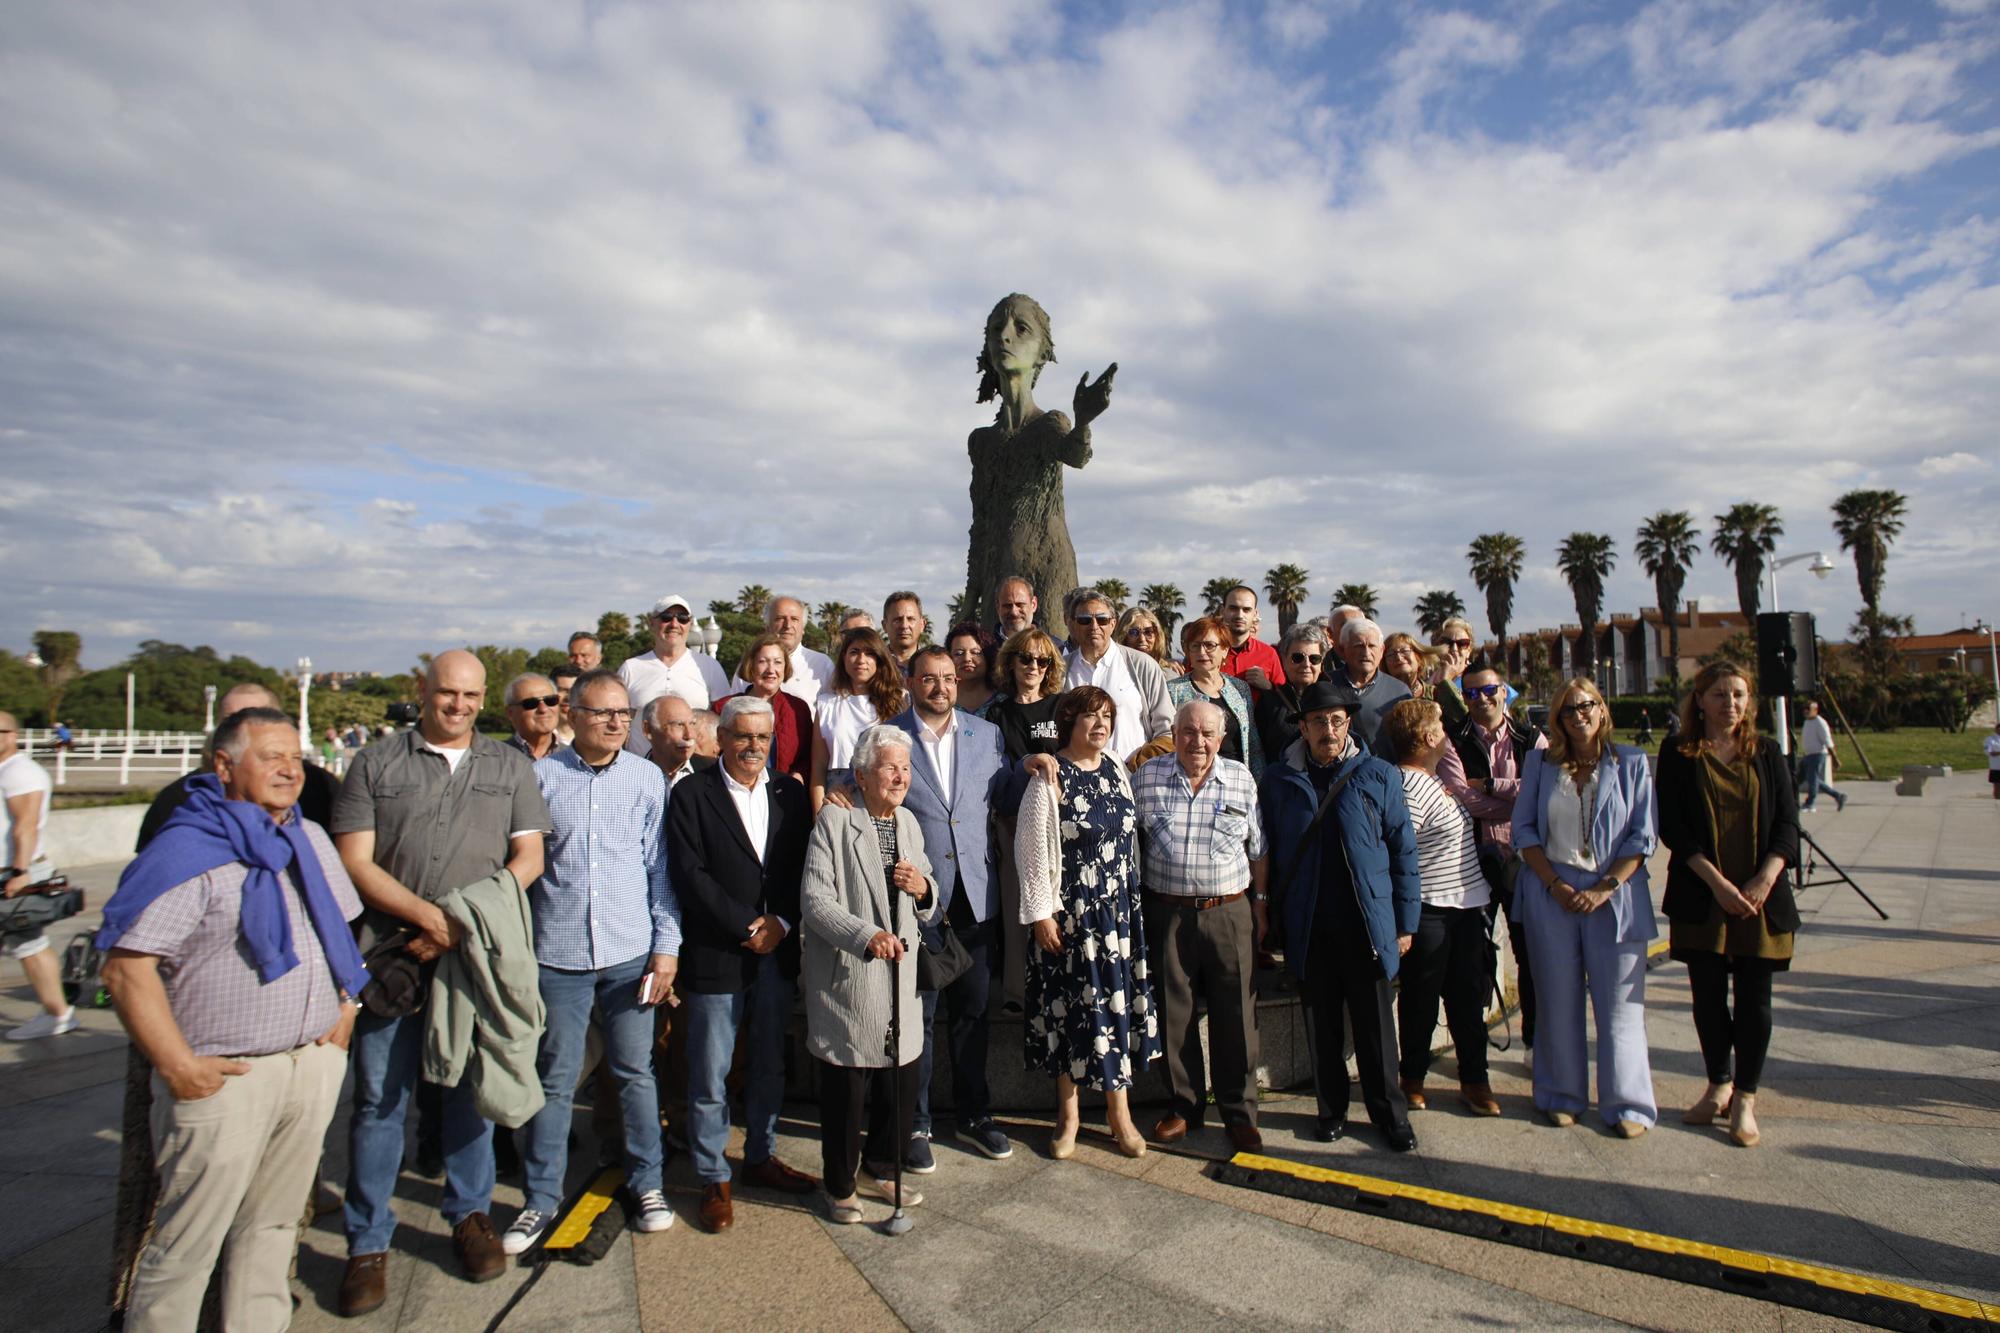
[882,863,913,1237]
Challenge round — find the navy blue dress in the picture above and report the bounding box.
[1024,758,1161,1091]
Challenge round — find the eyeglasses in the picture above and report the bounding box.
[573,706,636,724]
[1307,713,1352,729]
[1190,641,1224,654]
[1289,652,1323,665]
[655,610,692,624]
[1073,614,1114,626]
[1464,683,1504,700]
[512,694,562,711]
[1561,699,1602,715]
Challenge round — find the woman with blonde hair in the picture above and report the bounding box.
[811,627,908,811]
[719,634,813,783]
[1384,632,1467,730]
[1656,661,1799,1147]
[1511,677,1659,1136]
[1116,607,1181,677]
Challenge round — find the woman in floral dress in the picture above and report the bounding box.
[1016,686,1160,1158]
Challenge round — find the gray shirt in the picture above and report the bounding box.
[331,730,550,913]
[115,819,363,1057]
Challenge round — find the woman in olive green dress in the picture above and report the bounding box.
[1655,661,1800,1147]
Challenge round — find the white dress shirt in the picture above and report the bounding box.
[918,713,957,805]
[1065,645,1148,760]
[721,763,771,864]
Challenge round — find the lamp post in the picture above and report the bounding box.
[203,683,218,733]
[699,616,723,658]
[1764,551,1836,757]
[297,656,313,755]
[1977,620,2000,726]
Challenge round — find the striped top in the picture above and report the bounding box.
[1400,768,1491,910]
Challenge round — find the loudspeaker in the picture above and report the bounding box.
[1755,612,1817,697]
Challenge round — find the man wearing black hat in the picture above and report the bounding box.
[1259,680,1421,1150]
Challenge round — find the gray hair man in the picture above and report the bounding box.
[330,650,551,1311]
[1333,617,1411,755]
[1132,699,1268,1152]
[137,683,341,850]
[503,672,563,762]
[617,594,731,753]
[644,694,710,788]
[566,632,603,671]
[1061,586,1175,767]
[992,574,1039,640]
[731,595,834,706]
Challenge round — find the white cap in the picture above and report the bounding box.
[651,594,693,617]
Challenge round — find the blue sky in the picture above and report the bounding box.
[2,0,1996,673]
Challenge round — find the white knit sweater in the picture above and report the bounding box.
[1014,757,1134,925]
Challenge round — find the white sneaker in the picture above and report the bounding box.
[501,1208,550,1255]
[6,1007,78,1041]
[632,1189,675,1233]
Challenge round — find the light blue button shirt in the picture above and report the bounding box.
[532,747,681,970]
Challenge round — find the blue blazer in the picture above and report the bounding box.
[1511,745,1658,944]
[889,707,1009,932]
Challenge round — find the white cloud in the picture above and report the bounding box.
[1916,452,1992,477]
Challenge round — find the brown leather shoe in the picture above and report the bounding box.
[699,1182,735,1232]
[338,1253,388,1317]
[1400,1078,1427,1111]
[1150,1115,1190,1144]
[741,1156,817,1195]
[452,1212,505,1283]
[1226,1123,1265,1153]
[1460,1084,1502,1117]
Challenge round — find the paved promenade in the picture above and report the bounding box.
[2,775,1995,1331]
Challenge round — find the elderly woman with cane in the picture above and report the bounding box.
[800,725,940,1224]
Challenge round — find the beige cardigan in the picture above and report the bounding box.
[1014,756,1134,926]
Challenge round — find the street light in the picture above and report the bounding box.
[699,616,723,658]
[297,656,313,755]
[1977,620,2000,725]
[1765,551,1835,757]
[203,684,218,733]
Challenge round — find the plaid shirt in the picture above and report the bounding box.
[1132,754,1267,898]
[532,747,681,970]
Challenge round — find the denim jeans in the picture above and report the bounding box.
[682,953,793,1183]
[520,954,663,1215]
[1797,753,1846,810]
[344,1007,495,1255]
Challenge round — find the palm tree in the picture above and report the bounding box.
[1830,489,1908,613]
[946,593,972,626]
[1263,563,1310,636]
[1094,578,1131,613]
[1412,590,1467,639]
[1635,510,1701,694]
[1556,532,1617,680]
[735,585,773,618]
[1140,583,1185,639]
[1710,502,1783,621]
[1330,583,1379,620]
[595,611,632,645]
[1466,533,1526,645]
[814,601,851,638]
[1200,577,1244,616]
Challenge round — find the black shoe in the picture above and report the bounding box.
[1311,1120,1346,1143]
[1383,1124,1417,1153]
[413,1144,444,1179]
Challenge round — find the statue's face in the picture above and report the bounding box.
[987,299,1047,375]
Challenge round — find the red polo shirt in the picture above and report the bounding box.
[1222,637,1286,689]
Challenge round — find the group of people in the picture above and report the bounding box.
[10,578,1817,1328]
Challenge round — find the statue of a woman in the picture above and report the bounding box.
[962,293,1117,632]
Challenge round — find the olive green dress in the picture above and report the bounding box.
[1667,752,1794,968]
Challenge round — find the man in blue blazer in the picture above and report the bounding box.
[891,647,1014,1166]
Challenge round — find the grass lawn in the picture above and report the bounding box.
[1612,727,1991,780]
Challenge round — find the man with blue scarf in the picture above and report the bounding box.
[99,706,369,1332]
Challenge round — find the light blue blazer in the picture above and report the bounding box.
[889,707,1008,931]
[1512,745,1658,945]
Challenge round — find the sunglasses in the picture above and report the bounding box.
[1073,613,1115,626]
[1464,683,1504,700]
[655,609,693,624]
[1289,652,1323,665]
[512,694,562,711]
[1447,638,1473,649]
[1018,655,1054,669]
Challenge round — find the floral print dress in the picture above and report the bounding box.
[1024,757,1161,1091]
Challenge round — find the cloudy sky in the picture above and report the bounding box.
[4,0,1996,673]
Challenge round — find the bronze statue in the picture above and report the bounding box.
[962,294,1116,633]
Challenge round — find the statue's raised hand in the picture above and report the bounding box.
[1073,362,1117,427]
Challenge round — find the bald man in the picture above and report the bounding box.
[136,683,343,850]
[331,650,550,1312]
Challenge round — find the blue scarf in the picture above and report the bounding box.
[97,774,370,996]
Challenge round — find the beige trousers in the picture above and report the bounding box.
[127,1041,347,1333]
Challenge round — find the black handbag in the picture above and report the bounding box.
[915,923,973,991]
[357,926,431,1018]
[0,875,83,938]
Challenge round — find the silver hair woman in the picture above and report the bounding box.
[798,724,940,1222]
[1257,621,1333,762]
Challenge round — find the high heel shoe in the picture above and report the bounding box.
[1050,1119,1079,1160]
[1114,1129,1148,1159]
[1728,1092,1760,1147]
[1683,1082,1734,1126]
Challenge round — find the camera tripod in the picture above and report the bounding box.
[1795,825,1888,920]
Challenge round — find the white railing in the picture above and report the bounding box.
[17,730,345,786]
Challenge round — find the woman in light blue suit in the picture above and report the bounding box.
[1511,677,1659,1136]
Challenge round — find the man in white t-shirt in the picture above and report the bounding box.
[1,712,72,1040]
[728,596,832,707]
[618,595,730,753]
[1796,700,1848,813]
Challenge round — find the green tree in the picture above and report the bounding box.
[735,585,774,619]
[1635,509,1701,695]
[1263,564,1310,637]
[1412,589,1467,639]
[595,611,632,645]
[1094,578,1131,614]
[1830,488,1907,613]
[1556,533,1617,680]
[1466,533,1526,645]
[946,593,972,627]
[32,629,83,721]
[1200,577,1244,616]
[815,602,852,639]
[1330,583,1379,620]
[61,643,285,730]
[707,599,735,619]
[1710,502,1783,621]
[1140,584,1185,640]
[0,650,49,724]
